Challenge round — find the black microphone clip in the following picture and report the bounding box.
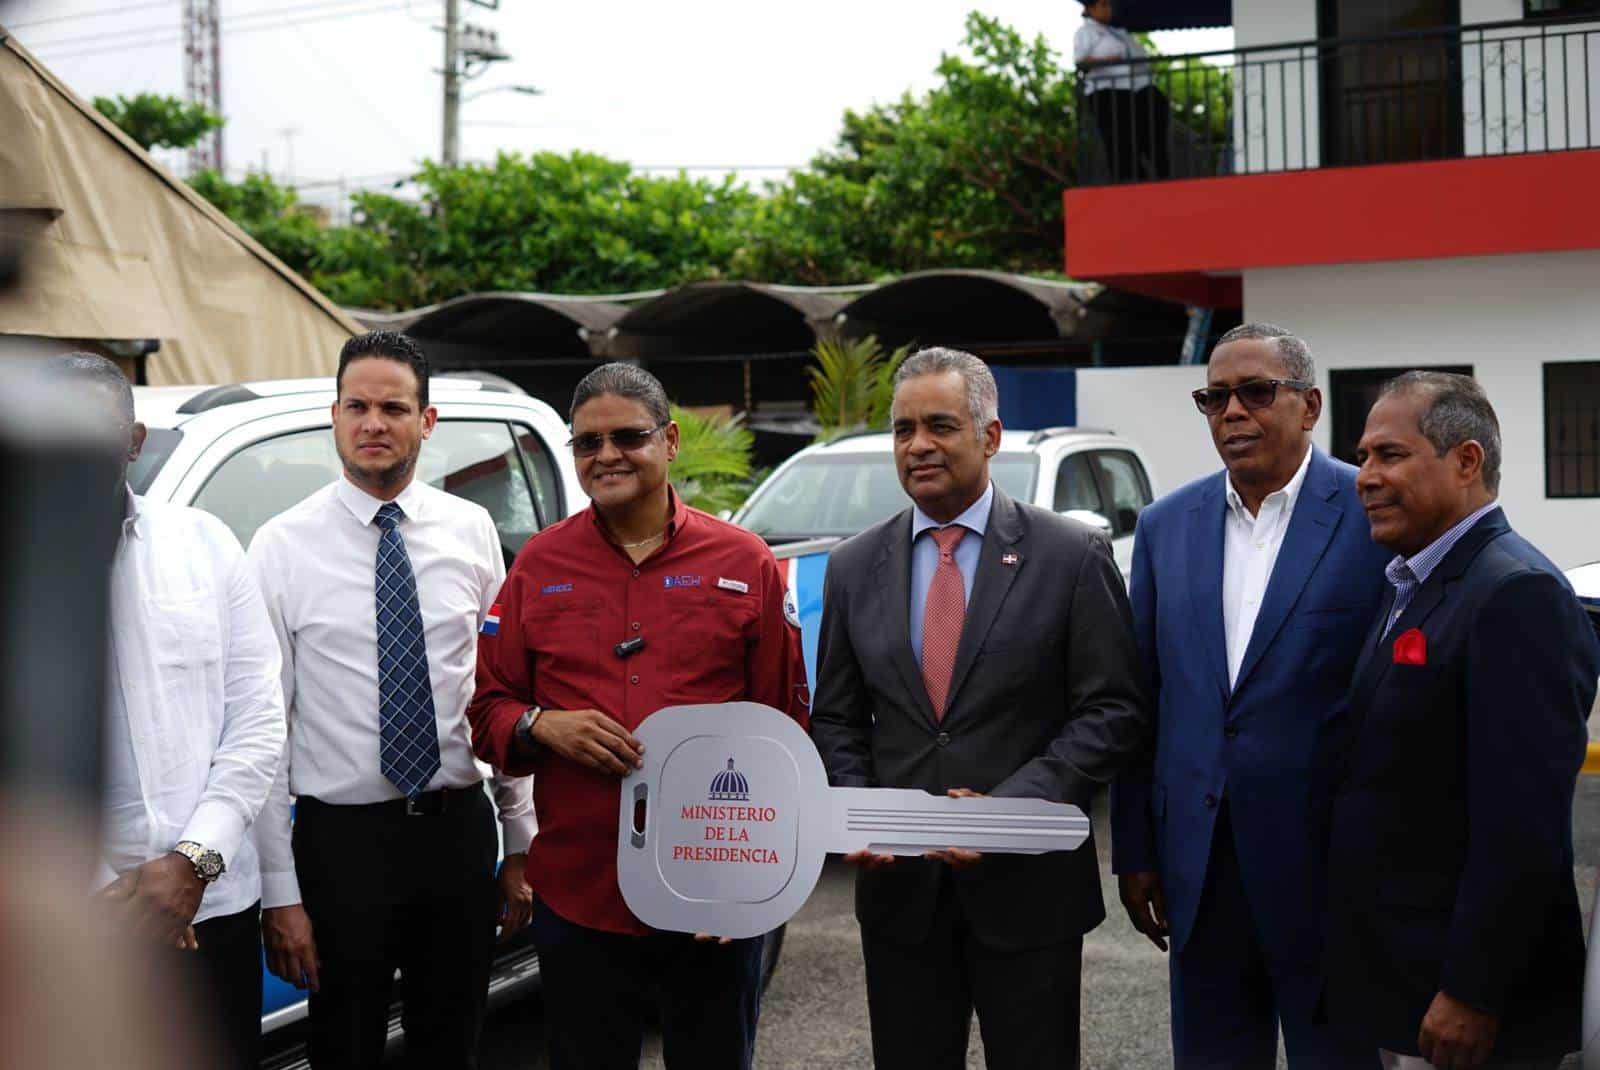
[614,636,647,659]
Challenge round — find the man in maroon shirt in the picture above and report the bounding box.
[468,363,808,1070]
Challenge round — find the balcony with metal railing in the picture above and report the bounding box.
[1062,16,1600,306]
[1075,16,1600,185]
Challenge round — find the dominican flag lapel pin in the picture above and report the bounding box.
[1392,627,1426,666]
[481,603,502,636]
[1002,552,1019,567]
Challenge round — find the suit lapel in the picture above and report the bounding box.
[875,511,940,730]
[1345,508,1510,754]
[1231,451,1343,696]
[942,490,1024,719]
[1187,476,1231,703]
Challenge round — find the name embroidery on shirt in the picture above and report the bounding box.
[541,583,574,596]
[716,577,749,594]
[663,575,702,589]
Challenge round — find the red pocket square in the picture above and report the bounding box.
[1392,628,1427,666]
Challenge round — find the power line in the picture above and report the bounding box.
[6,0,176,32]
[34,0,433,61]
[28,0,433,52]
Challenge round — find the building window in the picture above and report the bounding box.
[1545,362,1600,498]
[1525,0,1600,17]
[1328,366,1473,467]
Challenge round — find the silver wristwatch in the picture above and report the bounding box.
[173,841,225,883]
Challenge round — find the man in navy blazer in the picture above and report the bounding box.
[1111,324,1390,1068]
[1324,372,1599,1069]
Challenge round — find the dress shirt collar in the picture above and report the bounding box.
[335,474,424,528]
[588,485,690,549]
[912,481,994,543]
[1387,499,1500,589]
[121,485,144,540]
[1224,443,1313,521]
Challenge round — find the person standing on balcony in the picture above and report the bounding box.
[1110,324,1390,1068]
[1075,0,1171,181]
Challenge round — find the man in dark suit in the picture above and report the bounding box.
[1325,371,1600,1069]
[1111,324,1390,1068]
[810,347,1149,1070]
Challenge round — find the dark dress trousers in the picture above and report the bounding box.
[811,488,1150,1069]
[1323,509,1600,1061]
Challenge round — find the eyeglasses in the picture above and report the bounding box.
[567,423,666,457]
[1191,379,1313,416]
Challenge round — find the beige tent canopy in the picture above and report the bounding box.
[0,29,358,384]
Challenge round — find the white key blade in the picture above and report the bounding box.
[828,787,1090,856]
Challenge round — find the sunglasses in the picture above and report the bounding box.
[1191,378,1313,416]
[567,423,666,458]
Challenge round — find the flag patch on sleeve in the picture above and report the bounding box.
[481,603,502,636]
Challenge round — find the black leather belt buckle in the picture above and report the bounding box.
[403,791,445,817]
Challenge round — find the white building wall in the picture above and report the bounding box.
[1231,0,1321,171]
[1244,250,1600,569]
[1076,365,1222,498]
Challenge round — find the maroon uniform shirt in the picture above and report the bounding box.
[469,491,809,935]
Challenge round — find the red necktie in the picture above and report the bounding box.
[920,526,968,721]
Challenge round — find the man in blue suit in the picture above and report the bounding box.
[1111,324,1390,1068]
[1324,372,1598,1069]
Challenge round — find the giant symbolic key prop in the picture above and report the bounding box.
[617,702,1090,938]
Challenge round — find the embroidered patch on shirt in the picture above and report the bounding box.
[481,603,502,636]
[783,587,801,629]
[541,583,574,596]
[716,577,749,594]
[663,575,702,589]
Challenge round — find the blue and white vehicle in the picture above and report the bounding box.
[130,378,793,1066]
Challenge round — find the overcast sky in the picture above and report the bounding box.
[7,0,1230,207]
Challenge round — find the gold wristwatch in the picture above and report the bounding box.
[173,841,225,883]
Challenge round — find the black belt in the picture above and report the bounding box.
[299,782,483,818]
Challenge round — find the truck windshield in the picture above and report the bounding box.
[739,452,1037,542]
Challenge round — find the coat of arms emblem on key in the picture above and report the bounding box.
[617,702,1091,938]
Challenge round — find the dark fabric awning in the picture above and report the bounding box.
[1113,0,1231,32]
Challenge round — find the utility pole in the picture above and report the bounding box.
[182,0,223,174]
[441,0,461,168]
[440,0,512,168]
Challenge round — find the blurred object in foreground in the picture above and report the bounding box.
[0,811,204,1069]
[0,365,120,802]
[0,367,208,1066]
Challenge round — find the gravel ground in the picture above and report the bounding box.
[475,779,1600,1069]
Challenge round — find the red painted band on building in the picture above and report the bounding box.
[1064,150,1600,305]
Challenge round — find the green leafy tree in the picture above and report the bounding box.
[808,335,913,442]
[94,93,223,152]
[669,405,756,515]
[182,12,1231,306]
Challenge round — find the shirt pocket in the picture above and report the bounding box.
[525,596,607,671]
[666,591,755,696]
[146,596,221,775]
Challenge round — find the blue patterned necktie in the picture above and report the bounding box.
[374,501,441,797]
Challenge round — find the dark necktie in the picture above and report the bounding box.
[375,502,441,797]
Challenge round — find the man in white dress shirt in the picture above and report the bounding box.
[250,332,535,1069]
[68,353,286,1070]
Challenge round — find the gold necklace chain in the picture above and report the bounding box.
[617,528,667,550]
